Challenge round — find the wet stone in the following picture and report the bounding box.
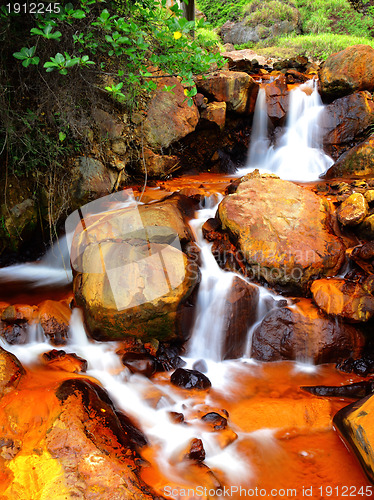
[201,412,228,430]
[192,359,208,373]
[122,352,156,377]
[168,411,185,424]
[170,368,212,390]
[41,349,88,373]
[186,438,205,462]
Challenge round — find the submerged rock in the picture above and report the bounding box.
[122,352,156,377]
[319,45,374,101]
[311,278,374,322]
[170,368,211,390]
[337,193,368,226]
[334,393,374,483]
[217,174,344,291]
[251,298,364,363]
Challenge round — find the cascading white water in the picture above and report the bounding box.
[241,79,334,181]
[187,197,236,362]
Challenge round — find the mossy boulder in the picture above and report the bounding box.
[73,194,200,341]
[325,134,374,178]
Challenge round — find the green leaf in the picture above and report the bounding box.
[30,28,44,36]
[59,132,66,142]
[72,10,85,19]
[54,53,65,64]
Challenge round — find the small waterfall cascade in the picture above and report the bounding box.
[187,197,237,362]
[241,79,334,181]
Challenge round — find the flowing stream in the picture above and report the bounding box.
[0,79,370,496]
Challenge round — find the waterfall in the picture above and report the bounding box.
[241,79,334,181]
[186,198,237,362]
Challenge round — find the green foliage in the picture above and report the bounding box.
[196,0,249,27]
[1,0,224,177]
[239,33,374,60]
[243,0,299,28]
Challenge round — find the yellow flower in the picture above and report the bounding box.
[173,31,182,40]
[184,89,188,96]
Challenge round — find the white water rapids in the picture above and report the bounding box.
[0,80,329,492]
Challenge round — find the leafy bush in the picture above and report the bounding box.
[0,0,224,177]
[243,0,299,28]
[241,33,374,60]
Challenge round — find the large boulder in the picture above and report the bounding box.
[325,134,374,178]
[251,298,364,363]
[319,45,374,101]
[217,174,345,291]
[143,76,199,149]
[334,393,374,483]
[320,91,374,160]
[195,71,259,114]
[311,278,374,323]
[73,194,200,341]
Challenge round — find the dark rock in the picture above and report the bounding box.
[251,299,364,364]
[201,412,228,430]
[325,134,374,178]
[222,277,259,360]
[122,352,156,377]
[168,411,185,424]
[302,381,374,399]
[265,75,289,126]
[170,368,211,390]
[337,355,374,377]
[0,323,27,345]
[154,344,186,372]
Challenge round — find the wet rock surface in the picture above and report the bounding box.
[325,134,374,178]
[311,278,374,322]
[251,298,364,363]
[73,194,200,341]
[319,45,374,101]
[195,71,259,114]
[170,368,212,390]
[337,193,368,226]
[217,174,344,291]
[0,347,25,398]
[334,393,374,483]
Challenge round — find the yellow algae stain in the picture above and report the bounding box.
[4,450,70,500]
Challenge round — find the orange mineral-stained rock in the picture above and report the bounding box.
[311,278,374,322]
[217,174,345,291]
[0,346,25,398]
[337,193,368,226]
[319,45,374,100]
[38,299,72,345]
